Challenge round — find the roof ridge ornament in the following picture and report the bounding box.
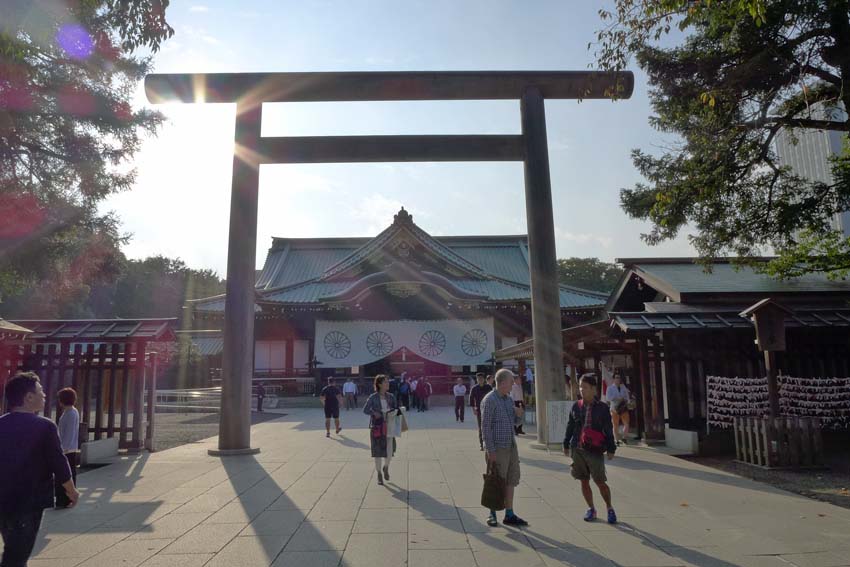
[393,207,413,225]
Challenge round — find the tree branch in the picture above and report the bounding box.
[800,63,843,86]
[740,117,850,131]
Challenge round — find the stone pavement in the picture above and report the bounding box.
[17,406,850,566]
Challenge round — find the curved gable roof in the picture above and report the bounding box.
[192,208,608,312]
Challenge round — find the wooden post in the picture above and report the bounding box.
[120,342,131,447]
[213,102,262,456]
[521,86,566,446]
[811,418,824,466]
[146,352,158,451]
[107,343,120,439]
[42,344,54,420]
[82,344,94,440]
[764,351,780,417]
[130,341,147,450]
[94,344,106,439]
[733,418,742,461]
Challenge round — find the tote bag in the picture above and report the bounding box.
[481,461,506,511]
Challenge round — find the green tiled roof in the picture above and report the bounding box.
[631,261,850,296]
[193,209,608,313]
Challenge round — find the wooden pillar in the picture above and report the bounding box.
[107,343,120,438]
[94,344,106,439]
[42,344,55,420]
[521,86,566,445]
[765,351,780,417]
[120,342,131,447]
[130,341,147,450]
[82,344,94,439]
[286,338,294,375]
[638,338,651,436]
[214,102,262,455]
[146,352,158,451]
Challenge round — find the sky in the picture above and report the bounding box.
[103,0,696,277]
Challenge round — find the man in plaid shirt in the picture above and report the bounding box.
[480,369,528,527]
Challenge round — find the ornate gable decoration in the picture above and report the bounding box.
[321,207,488,282]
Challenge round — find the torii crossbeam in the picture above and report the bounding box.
[145,71,634,454]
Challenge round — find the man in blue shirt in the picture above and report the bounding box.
[1,372,79,566]
[480,369,528,527]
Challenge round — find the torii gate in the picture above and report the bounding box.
[145,71,633,454]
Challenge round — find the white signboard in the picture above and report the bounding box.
[547,400,575,444]
[315,318,495,367]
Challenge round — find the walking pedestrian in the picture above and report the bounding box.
[524,366,534,398]
[255,382,266,412]
[320,378,343,437]
[470,372,492,451]
[343,377,357,410]
[410,376,419,411]
[453,377,467,422]
[510,374,525,435]
[563,374,617,524]
[1,372,79,567]
[54,388,80,509]
[416,377,432,412]
[480,369,528,527]
[363,375,398,485]
[605,373,631,446]
[399,377,411,410]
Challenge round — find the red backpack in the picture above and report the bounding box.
[578,400,606,453]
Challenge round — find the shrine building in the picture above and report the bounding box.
[188,208,606,392]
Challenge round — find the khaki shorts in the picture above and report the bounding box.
[570,447,607,483]
[493,443,521,487]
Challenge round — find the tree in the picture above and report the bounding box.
[108,256,225,321]
[0,253,225,320]
[594,1,850,279]
[556,257,624,293]
[0,1,174,310]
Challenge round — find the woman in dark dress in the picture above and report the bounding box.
[363,374,398,485]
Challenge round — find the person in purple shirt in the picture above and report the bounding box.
[1,372,79,566]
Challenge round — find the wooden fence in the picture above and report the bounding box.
[733,416,824,468]
[1,342,158,450]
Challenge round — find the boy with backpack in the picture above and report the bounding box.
[563,374,617,524]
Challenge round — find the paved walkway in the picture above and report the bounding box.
[20,407,850,567]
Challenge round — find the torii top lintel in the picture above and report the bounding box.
[144,71,634,105]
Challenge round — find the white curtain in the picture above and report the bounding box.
[315,318,495,367]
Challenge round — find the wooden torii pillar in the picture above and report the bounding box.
[145,71,633,453]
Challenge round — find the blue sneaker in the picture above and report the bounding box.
[583,508,596,522]
[607,508,618,524]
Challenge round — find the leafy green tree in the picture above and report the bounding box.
[557,257,624,293]
[1,0,174,310]
[595,1,850,278]
[1,253,225,319]
[110,256,225,321]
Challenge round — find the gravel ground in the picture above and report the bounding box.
[682,434,850,510]
[150,411,283,451]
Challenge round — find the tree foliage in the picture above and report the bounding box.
[1,254,225,320]
[0,0,173,308]
[556,257,624,293]
[594,1,850,279]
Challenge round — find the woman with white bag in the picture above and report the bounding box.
[363,375,401,485]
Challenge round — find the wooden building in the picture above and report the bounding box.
[496,258,850,452]
[0,318,175,450]
[188,208,607,392]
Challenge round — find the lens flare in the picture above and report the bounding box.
[56,24,94,60]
